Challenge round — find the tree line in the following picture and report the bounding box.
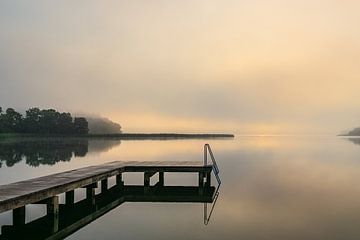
[0,107,89,134]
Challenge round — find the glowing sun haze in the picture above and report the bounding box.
[1,0,360,134]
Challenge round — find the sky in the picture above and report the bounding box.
[1,0,360,134]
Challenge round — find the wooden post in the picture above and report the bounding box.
[13,206,25,226]
[47,196,59,233]
[32,196,59,232]
[101,179,108,193]
[198,172,205,187]
[84,182,97,205]
[205,172,211,187]
[51,214,59,233]
[47,196,59,216]
[144,172,151,187]
[158,172,164,186]
[199,172,205,195]
[144,172,156,187]
[144,172,156,193]
[86,186,95,199]
[65,190,75,205]
[116,173,124,186]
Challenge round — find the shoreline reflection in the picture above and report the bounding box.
[0,138,121,168]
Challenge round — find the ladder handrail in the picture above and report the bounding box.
[204,144,221,185]
[204,190,220,225]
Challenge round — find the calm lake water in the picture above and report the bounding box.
[1,136,360,239]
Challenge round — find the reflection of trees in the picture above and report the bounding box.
[347,138,360,146]
[0,139,88,167]
[87,139,122,154]
[0,138,120,168]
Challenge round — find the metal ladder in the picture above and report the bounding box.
[204,144,221,185]
[203,144,221,225]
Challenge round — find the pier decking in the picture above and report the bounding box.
[0,144,221,239]
[0,160,213,214]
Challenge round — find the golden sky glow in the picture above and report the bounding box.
[1,1,360,134]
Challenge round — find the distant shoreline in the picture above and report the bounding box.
[338,134,360,137]
[0,133,235,140]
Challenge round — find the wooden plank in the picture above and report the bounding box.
[0,161,212,213]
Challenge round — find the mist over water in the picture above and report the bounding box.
[1,1,360,134]
[1,136,360,239]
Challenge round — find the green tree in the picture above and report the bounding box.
[39,109,59,134]
[0,107,3,133]
[2,108,23,132]
[73,117,89,134]
[24,107,41,133]
[0,107,91,135]
[57,112,74,134]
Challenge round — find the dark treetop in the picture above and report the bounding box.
[344,127,360,136]
[0,107,88,135]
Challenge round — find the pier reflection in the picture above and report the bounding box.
[0,184,219,240]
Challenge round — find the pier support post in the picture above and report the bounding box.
[158,172,164,186]
[87,188,95,205]
[46,196,59,216]
[51,214,59,233]
[198,172,205,187]
[205,172,211,187]
[46,196,59,233]
[33,196,59,232]
[144,172,150,187]
[144,172,156,187]
[144,172,156,193]
[199,172,205,195]
[84,182,97,205]
[101,179,108,193]
[13,206,25,226]
[116,173,124,187]
[65,190,75,205]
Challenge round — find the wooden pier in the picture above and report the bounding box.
[0,184,217,240]
[0,160,214,218]
[0,144,221,238]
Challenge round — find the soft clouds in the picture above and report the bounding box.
[1,0,360,134]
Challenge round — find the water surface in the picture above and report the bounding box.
[1,136,360,239]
